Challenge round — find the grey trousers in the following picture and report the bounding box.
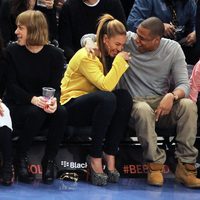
[130,96,198,164]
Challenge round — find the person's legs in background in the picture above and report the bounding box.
[0,126,13,185]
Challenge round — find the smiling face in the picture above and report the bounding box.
[15,10,49,46]
[15,24,27,46]
[103,34,127,57]
[135,25,160,53]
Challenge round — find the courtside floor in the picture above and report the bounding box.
[0,178,200,200]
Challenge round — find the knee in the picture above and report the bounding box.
[26,106,45,120]
[0,127,12,139]
[132,102,154,119]
[114,89,132,108]
[97,91,117,108]
[54,105,67,119]
[179,98,197,113]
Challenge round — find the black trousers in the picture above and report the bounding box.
[64,89,132,158]
[0,126,12,162]
[9,104,67,160]
[182,45,200,65]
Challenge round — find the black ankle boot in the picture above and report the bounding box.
[2,160,14,186]
[41,159,55,184]
[16,155,35,183]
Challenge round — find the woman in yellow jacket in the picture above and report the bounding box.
[60,14,132,186]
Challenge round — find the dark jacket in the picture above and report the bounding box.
[0,0,57,46]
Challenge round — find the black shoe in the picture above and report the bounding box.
[41,159,55,184]
[16,155,35,183]
[2,160,14,186]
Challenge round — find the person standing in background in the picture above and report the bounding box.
[127,0,197,65]
[58,0,126,63]
[0,0,57,46]
[195,0,200,60]
[120,0,135,19]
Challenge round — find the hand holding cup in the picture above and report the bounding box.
[42,87,56,108]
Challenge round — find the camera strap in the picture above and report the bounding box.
[164,0,178,27]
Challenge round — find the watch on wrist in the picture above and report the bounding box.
[172,92,178,101]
